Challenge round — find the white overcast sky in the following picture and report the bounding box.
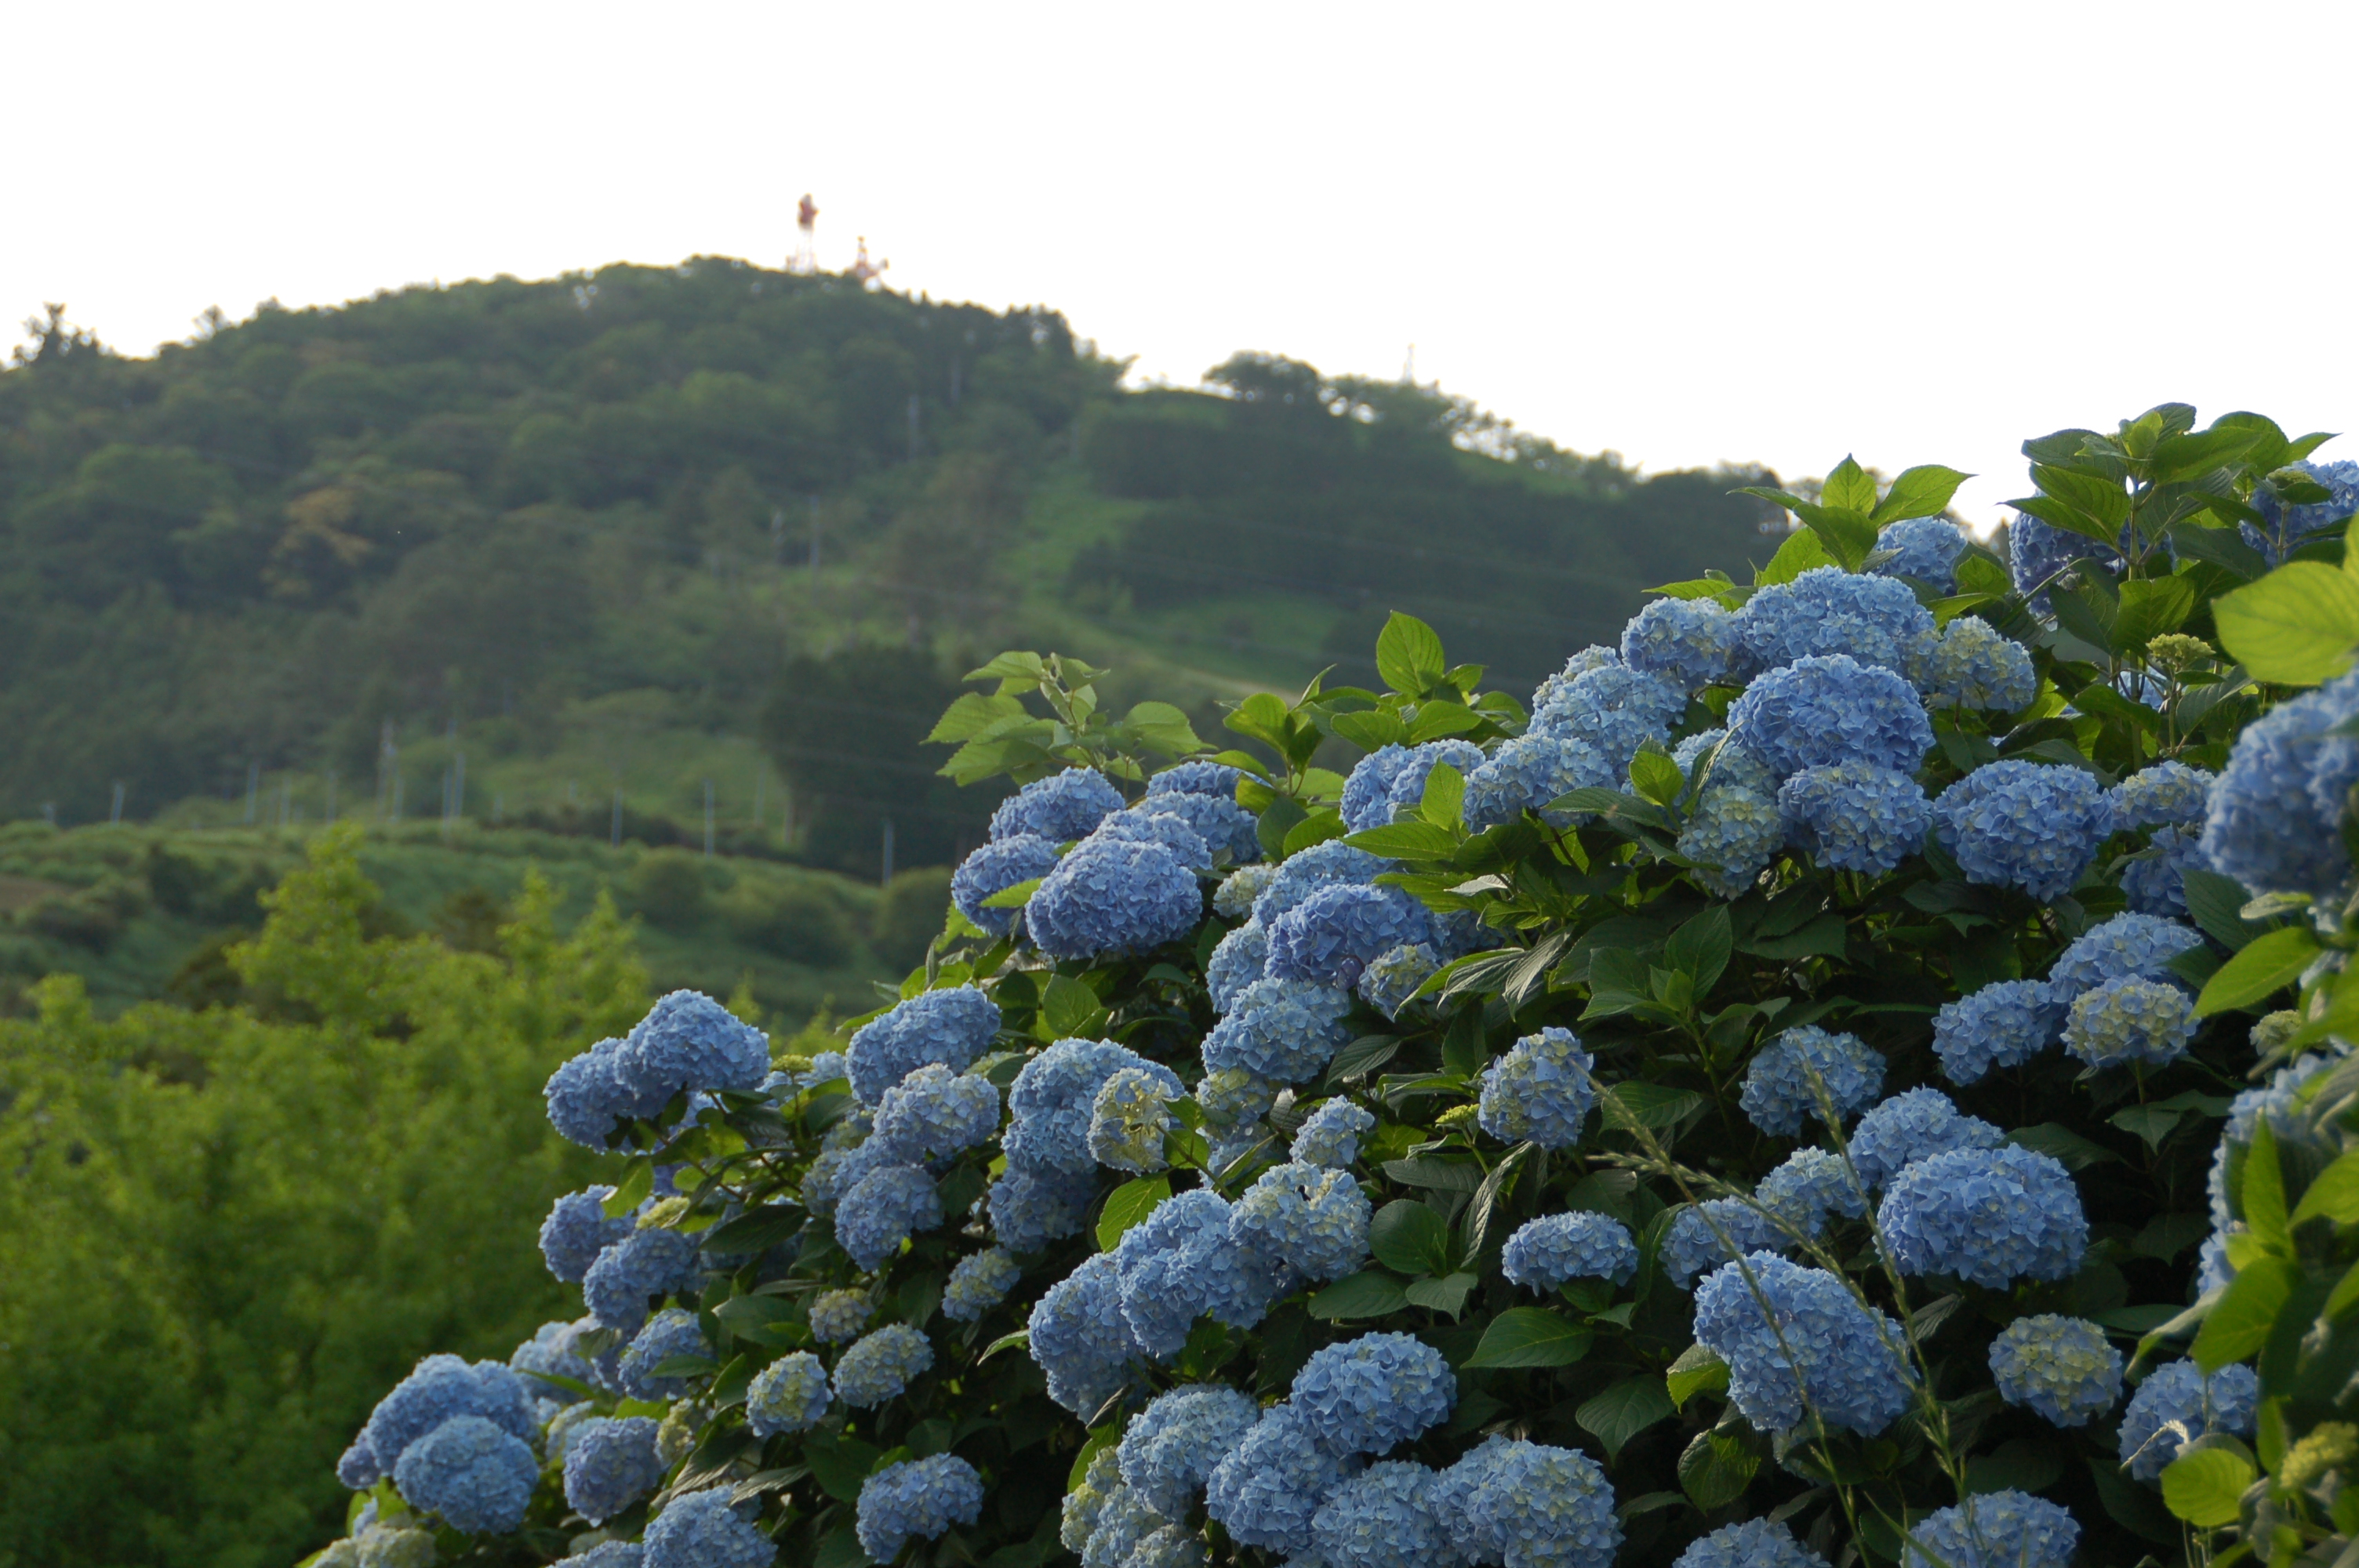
[9,1,2354,527]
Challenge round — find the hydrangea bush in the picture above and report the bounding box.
[303,410,2359,1568]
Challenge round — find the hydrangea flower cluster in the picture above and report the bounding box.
[856,1455,985,1561]
[616,1308,709,1400]
[1252,840,1386,924]
[1754,1147,1868,1238]
[809,1288,872,1343]
[951,833,1060,937]
[1310,1460,1454,1568]
[1118,1385,1262,1515]
[336,1354,540,1528]
[1692,1253,1914,1436]
[1674,1519,1830,1568]
[1440,1435,1623,1568]
[1845,1088,2001,1191]
[2115,760,2214,829]
[1201,978,1354,1083]
[1736,566,1935,675]
[2245,457,2359,564]
[1727,654,1933,779]
[1739,1027,1884,1138]
[834,1163,943,1270]
[641,1488,774,1568]
[1230,1161,1373,1281]
[1205,920,1270,1012]
[873,1062,1000,1163]
[1776,760,1930,874]
[583,1224,700,1334]
[1931,980,2062,1084]
[845,985,1001,1105]
[1290,1333,1456,1455]
[1986,1315,2122,1427]
[1476,1027,1595,1148]
[1915,615,2036,711]
[1005,1038,1181,1174]
[1382,740,1487,818]
[2118,1359,2261,1480]
[2063,975,2196,1068]
[1089,1065,1179,1173]
[1529,662,1687,775]
[1212,862,1278,920]
[1932,760,2114,900]
[1663,1199,1785,1288]
[1870,516,1967,590]
[942,1247,1022,1322]
[395,1416,540,1534]
[1463,731,1612,829]
[1028,1253,1140,1414]
[2200,670,2359,898]
[1265,883,1431,989]
[540,1185,635,1283]
[564,1416,664,1523]
[1027,833,1203,962]
[744,1352,831,1437]
[1292,1097,1376,1167]
[1898,1490,2079,1568]
[832,1323,934,1407]
[1620,596,1743,691]
[990,766,1124,843]
[1205,1405,1359,1556]
[1877,1145,2086,1287]
[1676,773,1783,897]
[1501,1211,1637,1290]
[1094,805,1214,870]
[1355,941,1438,1018]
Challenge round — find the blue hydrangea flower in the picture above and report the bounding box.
[809,1289,873,1344]
[951,835,1060,938]
[1119,1385,1263,1516]
[2197,1230,2236,1295]
[1622,597,1743,691]
[943,1248,1022,1323]
[1778,761,1930,874]
[1196,1067,1276,1129]
[1143,789,1262,865]
[1463,732,1614,830]
[1846,1088,2003,1191]
[991,767,1125,843]
[1674,1519,1830,1568]
[541,1187,634,1283]
[2201,671,2359,897]
[1290,1332,1455,1456]
[1266,884,1432,989]
[1932,980,2063,1084]
[1385,741,1488,818]
[1531,644,1623,706]
[846,985,1001,1106]
[1252,840,1386,924]
[1692,1252,1914,1436]
[1987,1314,2122,1427]
[1343,745,1417,831]
[1205,1403,1360,1557]
[340,1353,542,1489]
[1871,516,1968,591]
[1663,1199,1786,1289]
[1918,616,2037,712]
[834,1163,943,1271]
[1754,1147,1868,1237]
[856,1456,985,1562]
[1201,978,1355,1083]
[1292,1098,1376,1167]
[392,1414,539,1534]
[1061,1448,1125,1553]
[2063,975,2197,1069]
[1213,863,1279,920]
[745,1352,831,1436]
[545,1035,671,1149]
[1029,836,1204,961]
[833,1323,935,1408]
[2008,512,2119,609]
[1090,1066,1178,1174]
[987,1158,1100,1254]
[1357,942,1438,1018]
[563,1415,664,1524]
[2209,1051,2343,1229]
[612,989,770,1105]
[1477,1028,1596,1149]
[1736,565,1936,676]
[1501,1212,1636,1290]
[1728,654,1933,781]
[2114,761,2214,829]
[642,1487,775,1568]
[616,1307,709,1401]
[1310,1461,1456,1568]
[554,1542,643,1568]
[1673,728,1772,791]
[1677,780,1783,898]
[1455,1439,1623,1568]
[1932,760,2114,900]
[1877,1145,2086,1287]
[1206,920,1270,1013]
[1151,760,1242,799]
[801,1137,889,1221]
[1529,664,1688,777]
[1007,1039,1183,1174]
[1126,1523,1204,1568]
[583,1225,701,1334]
[2246,458,2359,565]
[1231,1162,1373,1281]
[1740,1027,1884,1138]
[1899,1491,2079,1568]
[510,1320,594,1401]
[2048,912,2205,995]
[2121,824,2203,917]
[1094,807,1215,871]
[1029,1253,1139,1415]
[1080,1486,1162,1568]
[873,1063,999,1164]
[2118,1360,2261,1481]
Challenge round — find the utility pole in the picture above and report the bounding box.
[809,497,822,570]
[245,762,260,825]
[704,779,716,856]
[770,507,786,566]
[110,781,124,823]
[881,817,896,885]
[325,769,337,822]
[612,790,623,848]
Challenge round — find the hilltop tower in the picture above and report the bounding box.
[850,236,890,288]
[791,194,820,274]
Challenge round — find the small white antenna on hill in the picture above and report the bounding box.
[1401,344,1417,384]
[791,194,820,275]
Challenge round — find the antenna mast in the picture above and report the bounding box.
[791,194,820,275]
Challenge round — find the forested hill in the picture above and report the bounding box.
[0,261,1779,873]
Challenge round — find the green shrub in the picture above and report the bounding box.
[722,878,857,967]
[628,848,710,927]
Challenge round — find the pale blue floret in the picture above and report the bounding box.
[1453,1439,1623,1568]
[510,1319,594,1401]
[1987,1315,2122,1427]
[809,1288,873,1344]
[990,767,1124,844]
[1777,761,1931,874]
[541,1187,634,1283]
[832,1324,935,1407]
[1200,978,1355,1083]
[1677,780,1783,898]
[612,989,772,1105]
[2118,1359,2259,1481]
[2114,761,2214,829]
[1477,1027,1596,1149]
[1674,1519,1830,1568]
[1094,806,1215,871]
[1845,1088,2003,1191]
[1207,920,1270,1013]
[583,1226,701,1334]
[1061,1448,1125,1553]
[1151,760,1241,797]
[2121,824,2203,917]
[1932,980,2063,1084]
[2047,912,2204,996]
[1143,788,1262,865]
[1736,565,1936,676]
[1080,1487,1164,1568]
[1006,1039,1183,1174]
[845,985,1001,1106]
[1870,516,1968,591]
[544,1035,671,1149]
[951,834,1060,938]
[1266,884,1432,989]
[1089,1065,1178,1174]
[856,1456,985,1562]
[1212,863,1278,921]
[1754,1147,1868,1237]
[1205,1403,1360,1558]
[986,1159,1099,1254]
[942,1248,1022,1323]
[1899,1490,2079,1568]
[1384,741,1488,818]
[1195,1068,1276,1130]
[1230,1161,1373,1281]
[1932,760,2114,900]
[1728,653,1934,781]
[1663,1200,1785,1288]
[1252,840,1387,925]
[392,1414,539,1534]
[1692,1252,1914,1436]
[1739,1027,1884,1138]
[745,1352,832,1436]
[2063,975,2197,1069]
[834,1164,943,1271]
[642,1487,776,1568]
[1501,1212,1637,1290]
[1918,616,2037,711]
[1291,1332,1456,1456]
[2201,671,2359,898]
[1356,942,1439,1018]
[1310,1461,1456,1568]
[873,1063,1000,1165]
[1027,836,1204,962]
[1529,663,1688,777]
[616,1308,709,1401]
[1877,1145,2087,1287]
[563,1415,664,1524]
[1342,745,1416,832]
[1621,596,1743,691]
[1118,1385,1263,1516]
[1292,1098,1377,1168]
[1463,731,1614,829]
[1028,1253,1139,1415]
